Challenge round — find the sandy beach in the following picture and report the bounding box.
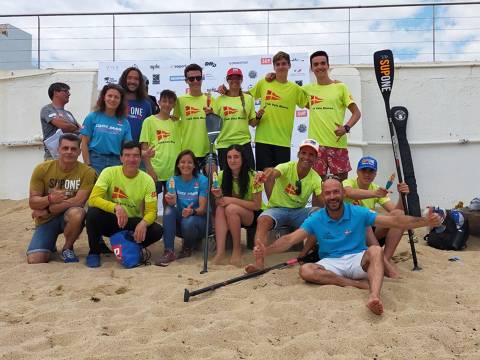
[0,199,479,359]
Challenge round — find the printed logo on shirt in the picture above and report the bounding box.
[284,183,297,196]
[223,106,238,116]
[296,110,307,117]
[112,186,128,199]
[265,90,281,101]
[185,106,200,116]
[344,229,352,236]
[156,130,171,140]
[311,95,324,105]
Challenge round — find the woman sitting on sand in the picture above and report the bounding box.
[156,150,208,266]
[80,84,132,174]
[212,144,263,267]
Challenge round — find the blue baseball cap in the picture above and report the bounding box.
[357,156,378,171]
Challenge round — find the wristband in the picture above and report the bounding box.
[343,124,351,133]
[256,114,262,120]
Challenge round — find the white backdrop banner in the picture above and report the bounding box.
[99,53,311,158]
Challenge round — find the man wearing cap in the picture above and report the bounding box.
[303,51,361,181]
[245,139,323,273]
[213,67,258,170]
[343,156,410,278]
[40,82,81,160]
[253,177,441,315]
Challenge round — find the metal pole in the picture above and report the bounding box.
[432,4,436,62]
[348,8,351,64]
[267,11,270,54]
[112,14,115,61]
[189,13,192,59]
[37,16,40,69]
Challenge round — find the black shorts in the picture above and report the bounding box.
[371,226,387,247]
[217,142,255,171]
[254,142,290,171]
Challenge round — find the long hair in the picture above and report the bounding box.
[221,144,252,199]
[94,84,127,118]
[174,149,200,178]
[225,87,247,119]
[118,67,148,100]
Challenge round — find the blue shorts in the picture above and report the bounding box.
[259,207,317,230]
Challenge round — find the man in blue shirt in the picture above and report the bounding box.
[253,177,441,315]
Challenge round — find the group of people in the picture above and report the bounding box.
[29,50,442,315]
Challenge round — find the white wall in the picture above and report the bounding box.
[1,63,478,209]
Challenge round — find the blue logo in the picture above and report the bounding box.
[169,75,185,81]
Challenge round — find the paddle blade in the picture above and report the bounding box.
[373,49,394,103]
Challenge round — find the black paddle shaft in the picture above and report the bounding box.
[373,50,421,271]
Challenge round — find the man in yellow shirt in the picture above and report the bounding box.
[85,141,163,268]
[303,51,361,181]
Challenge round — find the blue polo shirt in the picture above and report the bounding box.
[301,203,377,260]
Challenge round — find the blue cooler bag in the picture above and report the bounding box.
[110,231,143,268]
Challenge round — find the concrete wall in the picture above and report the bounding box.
[1,63,478,209]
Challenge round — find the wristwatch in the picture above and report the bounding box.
[343,124,351,133]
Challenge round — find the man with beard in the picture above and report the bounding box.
[118,67,153,142]
[253,177,442,315]
[244,139,323,273]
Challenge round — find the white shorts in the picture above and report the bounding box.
[317,251,367,280]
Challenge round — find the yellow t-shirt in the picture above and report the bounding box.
[139,115,181,181]
[342,178,390,210]
[213,93,255,149]
[174,93,214,157]
[249,79,307,147]
[30,160,96,225]
[217,170,263,201]
[302,82,354,149]
[267,161,322,209]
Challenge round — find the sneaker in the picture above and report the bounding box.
[177,247,193,259]
[61,249,79,263]
[86,253,101,268]
[155,250,176,267]
[99,240,113,255]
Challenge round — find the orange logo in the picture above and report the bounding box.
[311,95,323,105]
[185,105,200,116]
[223,106,238,116]
[284,183,297,196]
[156,130,170,140]
[112,186,128,199]
[265,90,281,101]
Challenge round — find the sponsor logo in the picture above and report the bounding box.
[156,130,171,140]
[185,106,200,116]
[344,229,352,235]
[291,57,304,62]
[296,110,307,117]
[149,64,160,70]
[284,183,298,196]
[229,60,248,65]
[112,245,122,259]
[248,70,257,79]
[112,186,128,199]
[104,77,117,84]
[171,64,186,69]
[205,61,217,67]
[297,124,307,133]
[152,74,160,85]
[223,106,238,116]
[295,80,303,86]
[261,57,272,65]
[169,75,185,81]
[378,57,392,93]
[311,95,323,105]
[254,99,261,106]
[265,90,281,101]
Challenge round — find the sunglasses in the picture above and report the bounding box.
[295,179,302,196]
[324,174,342,182]
[186,76,203,82]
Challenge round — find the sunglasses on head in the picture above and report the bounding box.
[186,76,203,82]
[324,174,342,182]
[295,179,302,196]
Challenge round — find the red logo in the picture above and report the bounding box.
[156,130,171,140]
[112,187,128,199]
[310,95,323,105]
[296,110,307,117]
[223,106,238,116]
[112,245,122,259]
[265,90,281,101]
[185,106,200,116]
[284,183,298,195]
[261,57,272,65]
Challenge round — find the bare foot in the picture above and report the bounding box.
[366,296,384,315]
[212,254,226,265]
[244,263,263,273]
[384,258,399,279]
[230,255,242,268]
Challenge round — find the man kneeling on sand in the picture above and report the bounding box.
[253,177,441,315]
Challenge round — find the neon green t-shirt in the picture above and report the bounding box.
[342,178,390,210]
[213,94,255,149]
[249,79,307,147]
[139,115,181,181]
[93,166,157,218]
[302,82,354,149]
[174,93,214,157]
[267,161,322,209]
[217,170,263,201]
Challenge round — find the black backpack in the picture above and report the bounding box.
[424,210,469,250]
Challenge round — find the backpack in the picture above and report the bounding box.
[424,209,469,250]
[110,231,151,268]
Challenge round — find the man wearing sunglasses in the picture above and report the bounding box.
[40,82,81,160]
[173,63,214,168]
[245,139,323,273]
